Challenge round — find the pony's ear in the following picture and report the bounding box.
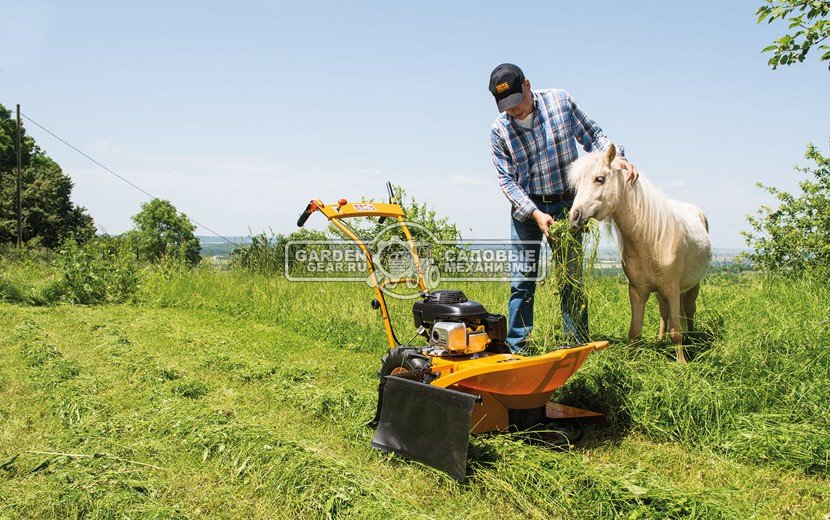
[604,144,616,166]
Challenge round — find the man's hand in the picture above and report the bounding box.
[532,209,555,237]
[617,157,639,185]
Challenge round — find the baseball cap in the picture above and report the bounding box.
[489,63,525,112]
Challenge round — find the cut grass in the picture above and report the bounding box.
[0,261,828,518]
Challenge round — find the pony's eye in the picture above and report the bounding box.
[595,176,605,184]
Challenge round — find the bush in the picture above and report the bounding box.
[125,199,201,267]
[0,243,56,263]
[55,237,139,304]
[0,277,23,303]
[0,244,62,305]
[229,229,329,273]
[229,233,282,272]
[743,141,830,275]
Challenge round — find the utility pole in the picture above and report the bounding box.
[16,104,23,248]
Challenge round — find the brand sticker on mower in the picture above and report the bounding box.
[353,203,377,211]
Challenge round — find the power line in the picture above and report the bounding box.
[20,112,239,247]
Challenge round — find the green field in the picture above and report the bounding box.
[1,260,828,519]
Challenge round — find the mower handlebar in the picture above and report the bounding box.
[297,202,313,227]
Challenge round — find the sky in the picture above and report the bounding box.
[2,0,828,248]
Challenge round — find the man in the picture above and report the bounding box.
[488,63,638,352]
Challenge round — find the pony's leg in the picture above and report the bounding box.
[627,284,649,343]
[657,293,669,340]
[684,284,700,333]
[679,291,689,335]
[665,287,687,363]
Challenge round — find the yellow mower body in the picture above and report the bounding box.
[429,341,607,433]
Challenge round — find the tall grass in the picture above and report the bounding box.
[533,271,829,475]
[0,238,139,305]
[0,248,62,305]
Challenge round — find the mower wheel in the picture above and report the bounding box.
[368,347,434,429]
[379,347,433,380]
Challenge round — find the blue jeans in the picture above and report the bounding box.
[507,200,589,352]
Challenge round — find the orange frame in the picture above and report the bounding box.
[299,198,426,348]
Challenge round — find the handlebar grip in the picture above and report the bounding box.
[297,203,313,227]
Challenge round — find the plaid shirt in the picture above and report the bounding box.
[490,89,621,221]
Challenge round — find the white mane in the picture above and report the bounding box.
[566,153,600,189]
[568,152,680,253]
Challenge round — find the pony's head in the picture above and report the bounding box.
[567,145,627,231]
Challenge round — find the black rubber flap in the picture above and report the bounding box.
[371,376,478,482]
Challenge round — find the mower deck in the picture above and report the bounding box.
[429,340,609,432]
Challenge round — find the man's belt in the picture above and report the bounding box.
[530,190,574,204]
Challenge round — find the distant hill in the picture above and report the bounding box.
[197,236,250,257]
[591,246,750,274]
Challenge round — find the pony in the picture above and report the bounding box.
[567,145,711,362]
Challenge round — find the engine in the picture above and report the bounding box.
[412,290,507,355]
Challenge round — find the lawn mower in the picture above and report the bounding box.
[296,183,608,481]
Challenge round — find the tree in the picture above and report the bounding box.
[0,105,32,177]
[757,0,830,69]
[127,199,201,266]
[742,141,830,274]
[0,103,95,247]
